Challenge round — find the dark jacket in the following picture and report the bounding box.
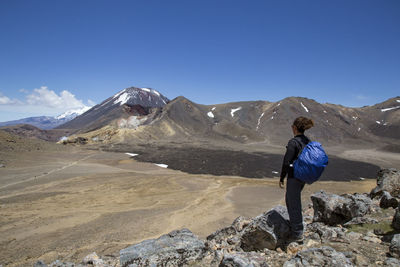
[280,134,310,181]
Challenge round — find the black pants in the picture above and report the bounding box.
[285,177,305,237]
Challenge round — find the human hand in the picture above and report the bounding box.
[279,180,284,189]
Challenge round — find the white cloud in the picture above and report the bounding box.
[0,92,19,105]
[0,94,12,104]
[26,86,87,109]
[0,86,95,121]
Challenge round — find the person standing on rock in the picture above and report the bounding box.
[279,116,314,242]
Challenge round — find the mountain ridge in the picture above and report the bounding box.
[2,85,399,147]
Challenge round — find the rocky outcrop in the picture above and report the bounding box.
[283,246,354,267]
[219,252,269,267]
[380,191,399,209]
[119,228,206,267]
[311,191,372,225]
[240,206,291,251]
[370,168,400,198]
[385,257,400,266]
[392,208,400,230]
[390,234,400,258]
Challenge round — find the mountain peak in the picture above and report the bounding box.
[57,86,170,131]
[111,87,169,107]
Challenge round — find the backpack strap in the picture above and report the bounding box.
[293,136,310,159]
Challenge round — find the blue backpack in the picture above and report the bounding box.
[293,141,328,184]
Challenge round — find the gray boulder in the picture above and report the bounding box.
[393,208,400,230]
[119,228,206,267]
[371,168,400,198]
[48,261,76,267]
[385,257,400,266]
[390,234,400,258]
[343,217,378,226]
[34,261,48,267]
[306,222,347,243]
[311,191,372,225]
[206,216,251,251]
[219,252,269,267]
[240,206,290,251]
[283,246,354,267]
[206,225,240,251]
[380,191,399,209]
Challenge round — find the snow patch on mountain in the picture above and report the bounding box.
[207,111,214,118]
[56,106,91,120]
[300,102,309,112]
[231,107,242,117]
[381,106,400,112]
[114,92,130,106]
[256,112,265,130]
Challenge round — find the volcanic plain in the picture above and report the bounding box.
[1,133,399,266]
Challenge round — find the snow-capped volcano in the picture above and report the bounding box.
[56,106,92,120]
[57,87,170,131]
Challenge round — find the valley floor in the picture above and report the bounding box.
[0,145,397,266]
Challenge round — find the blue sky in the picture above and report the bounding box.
[0,0,399,121]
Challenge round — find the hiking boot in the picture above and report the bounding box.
[288,234,304,244]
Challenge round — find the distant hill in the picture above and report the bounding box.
[0,106,91,130]
[0,124,71,142]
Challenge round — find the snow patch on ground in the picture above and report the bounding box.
[323,110,327,113]
[207,111,214,118]
[352,116,358,120]
[358,127,361,132]
[231,107,242,117]
[114,92,130,105]
[125,153,138,157]
[59,136,68,142]
[212,107,216,111]
[376,121,381,124]
[300,102,309,112]
[155,164,168,168]
[397,100,400,103]
[272,171,279,174]
[381,106,400,112]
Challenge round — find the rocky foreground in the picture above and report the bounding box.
[30,169,400,267]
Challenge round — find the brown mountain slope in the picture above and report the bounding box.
[61,95,400,148]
